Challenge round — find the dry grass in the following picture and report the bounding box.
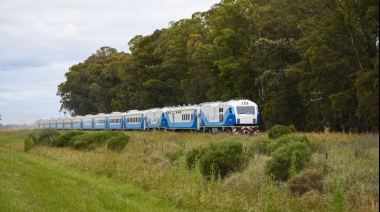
[1,130,378,211]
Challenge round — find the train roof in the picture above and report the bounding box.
[164,104,199,112]
[200,99,257,107]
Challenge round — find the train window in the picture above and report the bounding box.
[236,106,255,114]
[110,119,120,124]
[219,108,223,113]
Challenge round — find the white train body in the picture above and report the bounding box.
[35,99,259,134]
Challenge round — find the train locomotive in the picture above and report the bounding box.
[35,99,259,134]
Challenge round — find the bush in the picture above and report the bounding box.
[24,137,35,152]
[169,149,184,164]
[24,130,60,151]
[250,137,273,156]
[269,135,309,152]
[268,125,292,139]
[51,131,85,147]
[107,134,130,152]
[288,124,297,132]
[265,139,312,181]
[186,141,250,179]
[73,139,89,150]
[72,131,116,150]
[186,147,205,169]
[289,169,325,195]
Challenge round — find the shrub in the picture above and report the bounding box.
[265,139,312,181]
[186,147,205,169]
[186,141,250,179]
[107,134,130,152]
[288,124,297,132]
[73,139,88,150]
[72,131,115,150]
[268,125,292,139]
[250,137,273,156]
[269,135,309,152]
[169,149,184,164]
[24,137,35,152]
[51,131,85,147]
[289,169,325,195]
[24,130,60,151]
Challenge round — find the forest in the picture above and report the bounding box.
[57,0,379,132]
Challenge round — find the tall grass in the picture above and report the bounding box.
[1,130,379,211]
[0,146,184,211]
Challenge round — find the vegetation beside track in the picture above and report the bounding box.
[1,129,378,211]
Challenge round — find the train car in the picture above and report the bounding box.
[125,110,145,130]
[35,120,43,129]
[108,112,125,130]
[72,116,82,129]
[144,108,165,130]
[161,105,200,131]
[94,113,108,130]
[82,115,94,130]
[34,99,259,134]
[37,119,50,129]
[56,118,65,129]
[43,119,49,129]
[64,118,72,129]
[199,99,259,134]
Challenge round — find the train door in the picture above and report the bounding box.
[172,113,175,126]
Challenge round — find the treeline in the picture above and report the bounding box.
[57,0,379,132]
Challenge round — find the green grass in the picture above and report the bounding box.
[0,147,185,212]
[1,130,378,211]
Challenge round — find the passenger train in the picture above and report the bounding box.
[35,99,259,134]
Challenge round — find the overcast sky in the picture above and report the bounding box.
[0,0,219,125]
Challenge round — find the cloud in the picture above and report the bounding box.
[0,0,219,125]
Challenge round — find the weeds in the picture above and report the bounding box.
[2,130,377,211]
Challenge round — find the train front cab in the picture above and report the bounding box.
[232,100,259,134]
[199,100,259,134]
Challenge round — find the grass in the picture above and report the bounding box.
[1,129,379,211]
[0,146,185,211]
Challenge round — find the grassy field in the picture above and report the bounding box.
[0,129,379,211]
[0,130,184,212]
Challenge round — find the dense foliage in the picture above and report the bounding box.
[265,135,312,181]
[25,130,130,152]
[268,125,293,139]
[107,133,130,152]
[186,141,250,178]
[57,0,379,132]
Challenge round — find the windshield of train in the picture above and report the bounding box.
[236,106,255,114]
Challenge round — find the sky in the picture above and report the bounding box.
[0,0,219,125]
